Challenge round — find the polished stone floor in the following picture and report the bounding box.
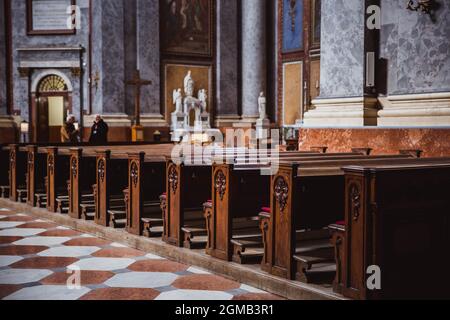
[0,207,282,300]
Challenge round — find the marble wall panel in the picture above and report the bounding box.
[10,0,89,119]
[0,0,6,115]
[299,128,450,158]
[319,0,364,98]
[216,0,239,116]
[380,0,450,95]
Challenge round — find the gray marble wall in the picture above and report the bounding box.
[380,0,450,95]
[91,0,125,115]
[92,0,160,117]
[216,0,239,117]
[137,0,161,116]
[10,0,89,120]
[0,0,6,115]
[319,0,365,99]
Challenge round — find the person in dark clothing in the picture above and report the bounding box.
[61,115,80,143]
[89,114,109,144]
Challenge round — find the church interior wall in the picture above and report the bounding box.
[380,0,450,96]
[0,0,6,116]
[10,0,89,122]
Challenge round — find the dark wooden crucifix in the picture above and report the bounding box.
[126,69,152,126]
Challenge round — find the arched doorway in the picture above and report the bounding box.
[32,74,72,142]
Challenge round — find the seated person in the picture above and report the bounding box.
[61,115,80,143]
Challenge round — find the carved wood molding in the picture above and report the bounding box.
[274,176,289,212]
[130,161,139,188]
[168,165,178,193]
[28,152,34,170]
[48,154,54,175]
[10,151,16,169]
[71,157,78,178]
[214,170,226,201]
[97,159,105,183]
[350,184,361,221]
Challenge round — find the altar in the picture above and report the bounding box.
[170,71,221,143]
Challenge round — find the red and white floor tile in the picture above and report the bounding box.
[0,207,282,300]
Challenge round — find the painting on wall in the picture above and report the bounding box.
[160,0,213,57]
[311,0,321,47]
[282,0,304,53]
[282,61,303,125]
[163,63,212,121]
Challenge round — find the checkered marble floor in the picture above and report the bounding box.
[0,207,282,300]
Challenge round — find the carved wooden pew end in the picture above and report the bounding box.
[0,186,10,198]
[182,227,208,249]
[329,221,346,294]
[139,201,164,237]
[109,210,127,228]
[17,189,27,203]
[81,204,95,220]
[230,213,265,264]
[293,248,335,284]
[35,193,47,208]
[182,207,208,249]
[231,236,264,265]
[142,217,164,238]
[204,201,213,251]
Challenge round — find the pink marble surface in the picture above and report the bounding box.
[298,128,450,158]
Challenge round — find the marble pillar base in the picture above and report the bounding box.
[378,92,450,127]
[303,97,379,127]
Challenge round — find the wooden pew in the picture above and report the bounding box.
[0,144,10,198]
[261,155,450,284]
[338,162,450,299]
[45,147,73,212]
[26,145,48,207]
[162,150,339,249]
[92,144,174,227]
[94,150,128,226]
[206,151,380,263]
[126,152,166,236]
[67,148,102,219]
[46,143,171,225]
[8,144,28,202]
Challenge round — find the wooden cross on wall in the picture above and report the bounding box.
[126,69,152,126]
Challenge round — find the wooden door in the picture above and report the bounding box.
[37,97,49,142]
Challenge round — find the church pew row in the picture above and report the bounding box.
[261,156,450,285]
[207,153,413,264]
[336,163,450,299]
[48,144,170,225]
[0,144,11,198]
[126,150,326,241]
[162,151,368,249]
[7,142,158,205]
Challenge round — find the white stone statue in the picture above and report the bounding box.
[258,91,267,120]
[198,89,207,113]
[173,88,183,113]
[184,70,194,97]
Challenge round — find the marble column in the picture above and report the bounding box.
[137,0,162,124]
[303,0,378,127]
[91,0,126,115]
[241,0,267,120]
[0,0,6,116]
[124,0,137,117]
[377,0,450,127]
[215,0,240,126]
